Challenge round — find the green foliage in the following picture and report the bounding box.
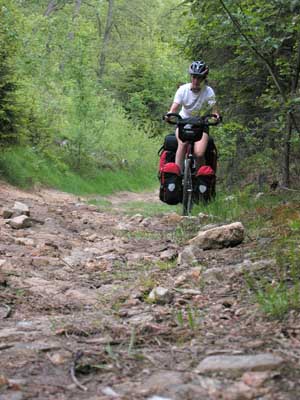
[246,241,300,319]
[0,145,157,195]
[0,2,22,143]
[2,0,300,192]
[180,0,300,185]
[0,0,188,193]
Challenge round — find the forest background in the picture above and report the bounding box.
[1,0,300,195]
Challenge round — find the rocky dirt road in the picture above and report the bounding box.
[0,182,299,400]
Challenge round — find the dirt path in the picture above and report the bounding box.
[0,182,299,400]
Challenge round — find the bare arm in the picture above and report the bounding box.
[212,104,220,119]
[168,102,180,114]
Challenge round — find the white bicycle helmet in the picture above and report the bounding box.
[189,60,209,77]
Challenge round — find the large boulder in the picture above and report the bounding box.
[189,222,245,250]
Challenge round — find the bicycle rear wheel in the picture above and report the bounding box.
[182,158,193,216]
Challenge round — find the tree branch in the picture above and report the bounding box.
[44,0,70,16]
[98,0,114,81]
[44,0,58,16]
[218,0,287,102]
[292,35,300,92]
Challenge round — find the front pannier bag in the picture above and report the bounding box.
[159,163,182,205]
[194,165,216,203]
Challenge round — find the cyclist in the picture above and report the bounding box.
[165,60,220,172]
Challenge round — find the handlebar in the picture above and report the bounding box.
[163,112,222,127]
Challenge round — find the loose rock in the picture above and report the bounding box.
[13,201,30,216]
[195,353,284,373]
[189,222,245,249]
[8,215,32,229]
[177,245,204,266]
[148,287,173,304]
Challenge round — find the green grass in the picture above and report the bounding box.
[246,239,300,319]
[0,146,157,195]
[117,200,181,217]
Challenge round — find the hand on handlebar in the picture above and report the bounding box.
[211,113,222,122]
[163,112,182,125]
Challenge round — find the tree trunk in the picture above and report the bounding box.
[44,0,58,16]
[283,113,292,187]
[98,0,114,81]
[282,37,300,187]
[68,0,82,40]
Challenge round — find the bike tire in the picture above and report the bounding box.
[182,158,193,216]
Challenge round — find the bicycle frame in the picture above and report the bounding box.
[182,142,195,216]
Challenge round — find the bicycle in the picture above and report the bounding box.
[164,112,221,216]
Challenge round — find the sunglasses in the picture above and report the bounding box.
[191,74,204,80]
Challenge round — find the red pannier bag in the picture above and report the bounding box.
[159,162,182,205]
[158,150,175,174]
[194,165,216,203]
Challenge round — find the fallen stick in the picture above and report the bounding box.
[70,351,87,392]
[3,304,12,318]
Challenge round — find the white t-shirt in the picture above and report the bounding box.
[173,83,216,118]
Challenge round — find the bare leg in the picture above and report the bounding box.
[175,128,187,173]
[194,132,209,170]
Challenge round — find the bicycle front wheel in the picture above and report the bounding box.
[182,158,193,216]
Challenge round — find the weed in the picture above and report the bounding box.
[175,306,200,330]
[171,219,200,245]
[105,343,118,361]
[176,309,184,327]
[156,260,177,271]
[255,282,290,319]
[246,241,300,319]
[128,328,136,355]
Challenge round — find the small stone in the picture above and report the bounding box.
[198,212,214,223]
[225,195,235,201]
[242,371,271,387]
[174,267,202,287]
[161,213,183,225]
[15,237,34,246]
[101,387,119,397]
[147,397,173,400]
[13,201,30,216]
[222,381,259,400]
[255,192,264,200]
[87,233,98,242]
[47,352,68,365]
[148,287,173,304]
[177,245,204,266]
[160,249,177,261]
[2,208,13,219]
[9,215,32,229]
[129,213,144,223]
[142,371,184,394]
[141,217,151,227]
[117,222,134,231]
[0,374,9,387]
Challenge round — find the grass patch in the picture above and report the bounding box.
[118,200,181,217]
[246,240,300,319]
[0,146,157,195]
[156,260,177,271]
